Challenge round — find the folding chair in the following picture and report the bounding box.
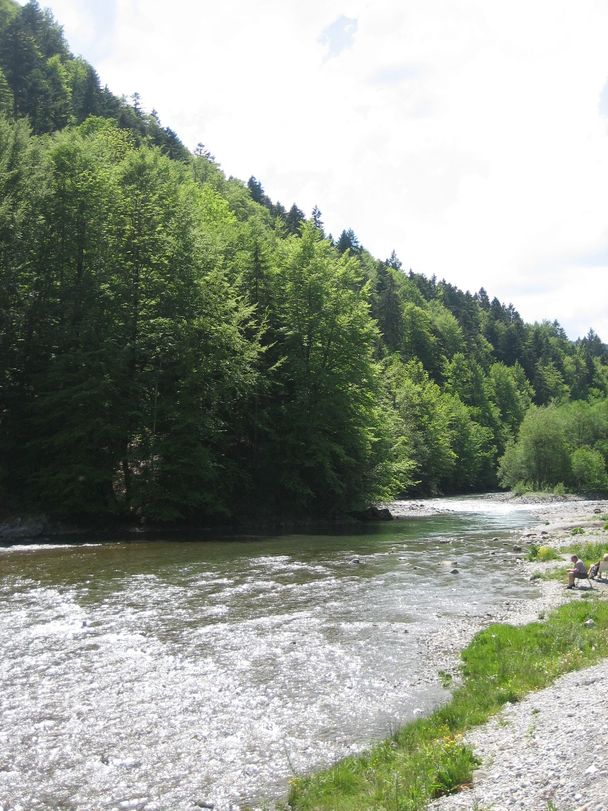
[574,572,593,589]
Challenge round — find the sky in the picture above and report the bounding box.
[27,0,608,340]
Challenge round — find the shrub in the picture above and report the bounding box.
[528,544,560,562]
[570,447,607,492]
[512,480,532,496]
[537,545,560,561]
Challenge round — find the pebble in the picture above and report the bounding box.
[429,497,608,811]
[429,645,608,811]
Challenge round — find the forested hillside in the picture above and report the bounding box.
[1,0,608,523]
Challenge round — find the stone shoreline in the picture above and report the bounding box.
[425,497,608,811]
[386,497,605,688]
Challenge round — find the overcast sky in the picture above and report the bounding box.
[28,0,608,340]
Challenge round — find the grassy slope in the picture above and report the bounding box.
[283,599,608,811]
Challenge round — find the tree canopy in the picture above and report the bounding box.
[1,1,607,523]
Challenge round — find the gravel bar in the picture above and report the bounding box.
[427,496,608,811]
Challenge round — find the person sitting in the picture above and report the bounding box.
[589,554,608,580]
[566,555,588,588]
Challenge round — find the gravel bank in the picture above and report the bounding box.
[389,497,607,687]
[427,497,608,811]
[429,660,608,811]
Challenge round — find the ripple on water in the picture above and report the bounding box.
[0,502,542,810]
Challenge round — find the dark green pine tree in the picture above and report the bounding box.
[336,227,361,255]
[385,249,402,270]
[372,263,404,353]
[0,65,12,114]
[68,58,101,122]
[247,175,265,204]
[311,204,324,235]
[285,203,305,235]
[0,0,71,132]
[0,114,49,507]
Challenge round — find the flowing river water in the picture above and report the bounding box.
[0,498,547,811]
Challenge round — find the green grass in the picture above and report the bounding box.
[562,540,608,565]
[539,567,567,582]
[527,544,561,562]
[540,539,608,582]
[285,600,608,811]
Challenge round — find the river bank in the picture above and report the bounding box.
[1,496,606,811]
[376,495,608,686]
[0,492,595,546]
[425,497,608,811]
[286,496,608,811]
[0,509,395,546]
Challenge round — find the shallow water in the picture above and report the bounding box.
[0,498,543,810]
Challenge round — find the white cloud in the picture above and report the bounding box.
[33,0,608,338]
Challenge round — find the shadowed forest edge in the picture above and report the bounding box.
[1,0,608,526]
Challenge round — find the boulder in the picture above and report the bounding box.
[354,506,393,521]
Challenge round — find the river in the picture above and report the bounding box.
[0,497,545,811]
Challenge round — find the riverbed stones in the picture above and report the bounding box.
[117,800,149,811]
[428,495,608,811]
[430,660,608,810]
